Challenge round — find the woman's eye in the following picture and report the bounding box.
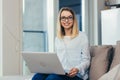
[68,16,73,19]
[61,17,66,19]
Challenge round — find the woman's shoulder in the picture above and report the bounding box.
[55,37,58,41]
[78,31,88,37]
[55,37,62,41]
[55,37,60,40]
[78,31,88,42]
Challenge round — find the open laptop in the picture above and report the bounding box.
[22,52,65,75]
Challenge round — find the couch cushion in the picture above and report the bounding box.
[110,41,120,69]
[89,45,113,80]
[98,64,120,80]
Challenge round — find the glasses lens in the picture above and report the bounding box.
[68,16,73,20]
[60,16,73,21]
[61,16,66,21]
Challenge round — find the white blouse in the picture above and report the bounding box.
[55,31,90,80]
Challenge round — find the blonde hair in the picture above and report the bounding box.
[57,7,79,39]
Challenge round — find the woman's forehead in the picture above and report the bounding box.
[61,10,73,16]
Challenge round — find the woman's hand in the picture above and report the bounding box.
[67,68,79,77]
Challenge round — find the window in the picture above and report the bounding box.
[22,0,48,74]
[22,0,58,74]
[22,0,48,52]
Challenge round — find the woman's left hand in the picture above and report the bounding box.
[67,68,79,77]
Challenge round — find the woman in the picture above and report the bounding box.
[32,7,90,80]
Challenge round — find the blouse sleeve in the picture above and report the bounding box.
[75,33,91,76]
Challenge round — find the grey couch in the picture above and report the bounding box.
[1,41,120,80]
[88,41,120,80]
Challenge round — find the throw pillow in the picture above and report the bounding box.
[89,45,113,80]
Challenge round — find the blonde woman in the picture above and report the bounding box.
[32,7,90,80]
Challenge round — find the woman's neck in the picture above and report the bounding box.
[64,28,72,36]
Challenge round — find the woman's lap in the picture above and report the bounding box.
[32,73,83,80]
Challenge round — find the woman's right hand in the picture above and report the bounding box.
[67,68,79,77]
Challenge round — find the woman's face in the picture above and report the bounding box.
[60,10,73,30]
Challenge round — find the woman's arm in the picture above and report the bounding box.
[75,33,91,76]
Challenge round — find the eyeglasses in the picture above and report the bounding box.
[60,16,73,21]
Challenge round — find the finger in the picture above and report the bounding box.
[69,71,77,76]
[69,69,77,74]
[69,68,74,72]
[68,73,76,77]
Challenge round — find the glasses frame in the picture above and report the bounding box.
[60,16,74,22]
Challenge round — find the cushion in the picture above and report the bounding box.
[89,45,113,80]
[98,64,120,80]
[110,41,120,69]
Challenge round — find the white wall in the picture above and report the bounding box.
[91,0,120,45]
[2,0,21,75]
[95,0,105,45]
[82,0,95,45]
[86,0,105,45]
[47,0,59,52]
[109,0,120,4]
[90,0,120,45]
[117,0,120,3]
[82,0,88,33]
[101,9,120,45]
[0,0,3,76]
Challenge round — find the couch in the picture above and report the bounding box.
[88,41,120,80]
[0,41,120,80]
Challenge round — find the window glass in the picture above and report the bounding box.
[23,31,47,52]
[22,0,47,52]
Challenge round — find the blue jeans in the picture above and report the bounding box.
[32,73,83,80]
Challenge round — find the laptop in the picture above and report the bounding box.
[22,52,65,75]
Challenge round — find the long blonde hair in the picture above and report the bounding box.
[57,7,79,39]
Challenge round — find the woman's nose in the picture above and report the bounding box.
[65,19,69,22]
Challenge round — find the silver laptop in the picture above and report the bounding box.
[22,52,65,75]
